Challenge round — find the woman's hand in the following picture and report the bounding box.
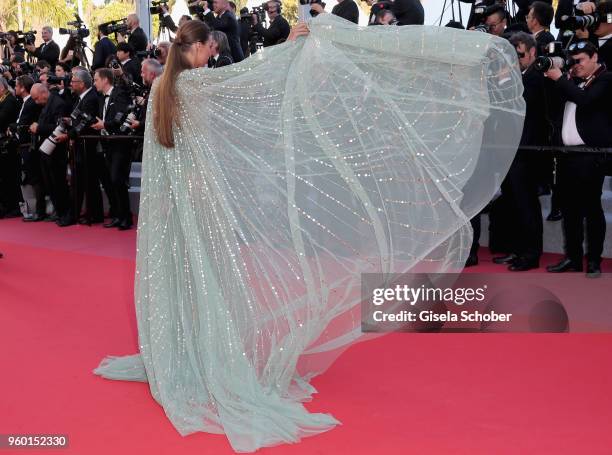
[287,23,310,42]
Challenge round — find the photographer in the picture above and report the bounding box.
[117,42,143,85]
[129,58,162,135]
[15,75,44,221]
[68,68,105,224]
[58,35,81,69]
[93,24,117,71]
[209,31,234,67]
[2,31,25,60]
[544,41,612,277]
[117,14,149,54]
[310,0,360,24]
[0,76,20,218]
[156,42,171,66]
[30,83,73,226]
[594,0,612,68]
[203,0,245,63]
[493,32,550,270]
[25,26,59,67]
[526,1,555,55]
[484,4,508,36]
[252,1,290,47]
[90,68,133,230]
[555,0,598,46]
[160,4,193,33]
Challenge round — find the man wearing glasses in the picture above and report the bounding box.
[545,41,612,277]
[68,68,105,224]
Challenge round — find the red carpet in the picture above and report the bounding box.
[1,218,612,454]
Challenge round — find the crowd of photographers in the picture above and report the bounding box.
[0,0,611,275]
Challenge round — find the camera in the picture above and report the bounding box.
[559,14,599,30]
[46,74,71,86]
[150,0,169,14]
[533,41,577,72]
[15,30,37,46]
[0,32,10,46]
[59,27,90,39]
[136,45,162,60]
[188,0,213,17]
[108,58,122,70]
[39,119,69,156]
[70,108,95,135]
[106,19,129,36]
[251,5,267,23]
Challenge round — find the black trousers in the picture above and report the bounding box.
[499,151,543,261]
[71,140,104,221]
[558,153,606,264]
[0,146,22,214]
[40,146,71,219]
[104,143,132,222]
[22,146,48,217]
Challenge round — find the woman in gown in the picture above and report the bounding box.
[94,16,525,452]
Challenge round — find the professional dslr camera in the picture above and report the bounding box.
[559,0,612,31]
[15,30,37,46]
[70,107,95,135]
[533,41,577,72]
[39,118,70,156]
[46,74,71,86]
[136,45,162,60]
[59,14,90,40]
[150,0,170,14]
[188,0,213,18]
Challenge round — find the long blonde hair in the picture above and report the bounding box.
[153,20,211,148]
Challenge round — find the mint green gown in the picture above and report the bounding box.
[94,14,525,452]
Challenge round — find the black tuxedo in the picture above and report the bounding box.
[92,36,117,71]
[98,87,133,224]
[534,30,555,56]
[128,27,148,53]
[161,14,178,33]
[204,10,245,63]
[17,96,44,215]
[120,58,142,85]
[71,88,105,221]
[500,67,549,263]
[210,52,234,68]
[37,92,71,219]
[30,40,60,67]
[597,38,612,70]
[514,0,552,24]
[254,16,290,47]
[554,67,612,266]
[331,0,360,24]
[391,0,424,25]
[0,93,21,215]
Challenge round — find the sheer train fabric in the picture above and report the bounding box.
[94,15,525,453]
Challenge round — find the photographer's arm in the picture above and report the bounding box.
[549,71,610,108]
[254,20,282,42]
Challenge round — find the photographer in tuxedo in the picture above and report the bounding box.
[68,68,105,224]
[526,1,555,55]
[545,41,612,277]
[203,0,245,63]
[594,0,612,68]
[90,68,133,230]
[0,76,20,219]
[15,76,44,221]
[30,83,73,227]
[252,1,290,47]
[25,26,60,67]
[492,32,549,271]
[93,25,117,71]
[117,42,142,85]
[117,13,149,54]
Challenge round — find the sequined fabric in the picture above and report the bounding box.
[94,15,524,452]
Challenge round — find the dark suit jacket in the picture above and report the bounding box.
[254,15,290,47]
[554,68,612,148]
[598,39,612,70]
[71,88,101,139]
[31,40,60,66]
[161,14,178,33]
[99,87,131,134]
[16,96,42,144]
[210,52,234,68]
[520,67,551,147]
[331,0,360,24]
[92,37,117,71]
[204,10,245,63]
[392,0,424,25]
[0,93,19,131]
[37,92,68,149]
[535,30,555,56]
[128,27,148,53]
[121,58,142,85]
